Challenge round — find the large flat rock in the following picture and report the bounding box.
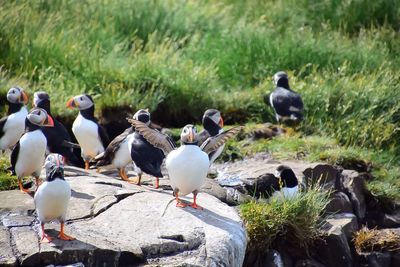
[0,167,246,266]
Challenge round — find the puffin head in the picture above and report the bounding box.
[44,153,65,180]
[180,124,198,144]
[275,165,298,188]
[273,71,289,88]
[33,91,50,112]
[7,87,29,104]
[27,108,54,127]
[66,94,94,110]
[202,109,224,128]
[133,109,151,126]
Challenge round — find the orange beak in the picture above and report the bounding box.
[188,129,195,143]
[43,115,54,127]
[20,91,29,104]
[219,117,224,128]
[66,97,77,109]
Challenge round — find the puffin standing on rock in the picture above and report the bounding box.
[34,153,74,242]
[34,91,81,166]
[10,108,54,193]
[268,71,304,124]
[127,109,165,188]
[128,119,242,209]
[198,109,225,164]
[67,94,109,170]
[93,119,136,183]
[0,87,29,152]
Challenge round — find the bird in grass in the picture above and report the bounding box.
[66,94,109,170]
[128,119,242,209]
[267,71,304,124]
[10,108,54,193]
[0,87,29,152]
[34,153,74,243]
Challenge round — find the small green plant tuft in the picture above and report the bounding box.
[0,155,17,191]
[240,186,330,252]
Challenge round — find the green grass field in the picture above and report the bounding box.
[0,0,399,251]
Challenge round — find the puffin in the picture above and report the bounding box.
[268,71,304,123]
[272,165,299,199]
[93,122,135,183]
[198,109,225,164]
[34,153,74,242]
[128,119,242,209]
[0,87,29,152]
[33,91,81,166]
[127,109,165,188]
[66,94,109,170]
[10,108,54,193]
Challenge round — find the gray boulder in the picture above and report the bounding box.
[316,222,352,267]
[325,191,354,214]
[342,170,367,220]
[325,213,358,240]
[0,169,247,267]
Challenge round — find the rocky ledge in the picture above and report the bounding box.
[0,167,247,267]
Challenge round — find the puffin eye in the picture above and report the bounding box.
[80,97,83,101]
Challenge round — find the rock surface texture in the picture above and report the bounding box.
[0,167,247,267]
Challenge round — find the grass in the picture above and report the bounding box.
[0,0,399,158]
[354,227,400,254]
[240,186,330,252]
[0,155,18,191]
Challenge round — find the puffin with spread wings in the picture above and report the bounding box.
[128,118,242,209]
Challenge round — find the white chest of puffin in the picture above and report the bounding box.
[0,87,29,151]
[166,144,209,196]
[34,153,74,242]
[67,94,109,169]
[11,108,54,193]
[93,126,135,182]
[128,119,242,209]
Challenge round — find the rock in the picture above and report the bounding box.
[325,192,354,214]
[359,252,392,267]
[0,170,247,267]
[325,213,358,240]
[0,226,17,267]
[295,259,326,267]
[382,209,400,228]
[303,164,342,190]
[243,249,288,267]
[250,124,285,140]
[243,173,277,199]
[342,170,367,220]
[392,252,400,267]
[316,222,352,267]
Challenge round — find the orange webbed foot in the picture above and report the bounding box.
[190,203,203,210]
[58,232,75,241]
[41,233,53,243]
[154,178,159,189]
[176,201,187,208]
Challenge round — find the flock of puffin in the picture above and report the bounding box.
[0,71,303,242]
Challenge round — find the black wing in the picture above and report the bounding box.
[271,88,304,118]
[98,124,110,149]
[127,118,175,155]
[130,133,164,177]
[10,141,20,175]
[0,116,8,140]
[200,126,243,155]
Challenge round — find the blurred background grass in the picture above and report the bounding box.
[0,0,399,158]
